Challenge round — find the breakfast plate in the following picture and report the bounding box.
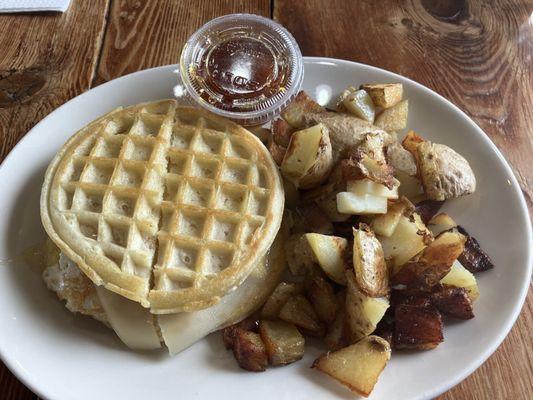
[0,58,531,400]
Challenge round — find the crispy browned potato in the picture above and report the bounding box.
[231,330,269,372]
[440,261,479,302]
[345,271,390,343]
[267,135,286,166]
[427,212,457,237]
[370,197,413,237]
[401,130,425,157]
[284,234,315,276]
[341,150,395,189]
[390,290,433,309]
[415,200,445,225]
[374,100,408,131]
[291,204,334,234]
[281,123,333,189]
[259,320,305,365]
[456,226,494,273]
[373,317,394,346]
[222,319,259,349]
[324,308,349,351]
[279,294,325,337]
[417,142,476,201]
[281,91,326,128]
[393,305,443,350]
[260,282,304,319]
[312,335,391,397]
[360,83,403,108]
[305,274,339,324]
[431,285,474,319]
[271,118,295,147]
[392,230,466,289]
[352,225,389,297]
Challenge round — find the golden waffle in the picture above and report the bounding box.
[41,100,284,313]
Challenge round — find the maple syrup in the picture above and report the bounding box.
[179,14,303,125]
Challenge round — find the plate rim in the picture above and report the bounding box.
[0,57,531,400]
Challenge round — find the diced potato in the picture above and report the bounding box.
[457,226,494,273]
[342,89,376,123]
[345,271,389,342]
[304,233,348,285]
[336,191,388,215]
[260,282,303,319]
[361,83,403,108]
[375,100,408,131]
[401,130,425,156]
[392,231,466,289]
[393,305,443,350]
[417,142,476,200]
[281,91,325,128]
[386,141,418,176]
[259,320,305,365]
[347,178,399,199]
[440,260,479,301]
[395,170,425,202]
[342,152,395,189]
[222,319,259,349]
[279,295,324,336]
[352,226,389,297]
[324,308,348,351]
[379,214,430,269]
[370,198,411,237]
[284,234,315,276]
[281,124,333,189]
[271,118,294,147]
[428,213,458,236]
[432,285,474,319]
[305,274,339,324]
[231,330,268,372]
[312,335,391,397]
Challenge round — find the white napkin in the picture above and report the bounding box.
[0,0,71,13]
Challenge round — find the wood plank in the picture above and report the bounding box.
[274,1,533,399]
[0,2,110,398]
[0,1,110,162]
[94,0,270,85]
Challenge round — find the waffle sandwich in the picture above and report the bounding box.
[41,100,284,314]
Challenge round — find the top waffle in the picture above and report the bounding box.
[41,100,284,314]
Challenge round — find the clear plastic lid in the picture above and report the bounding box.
[178,14,304,126]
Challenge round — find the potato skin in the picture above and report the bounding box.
[298,126,334,189]
[353,225,389,297]
[456,226,494,273]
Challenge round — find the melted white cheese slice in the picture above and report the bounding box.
[95,286,161,350]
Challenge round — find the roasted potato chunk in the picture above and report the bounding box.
[352,225,389,297]
[324,308,349,351]
[260,282,304,319]
[440,260,479,301]
[361,83,403,108]
[379,213,431,270]
[304,233,349,284]
[341,89,376,123]
[281,123,333,189]
[417,141,476,201]
[284,234,315,276]
[370,197,412,237]
[432,285,474,319]
[259,320,305,365]
[271,118,294,147]
[393,305,443,350]
[341,150,395,189]
[279,294,325,337]
[232,331,268,372]
[345,271,389,343]
[312,335,391,397]
[386,141,417,176]
[281,91,325,128]
[222,319,259,349]
[456,226,494,273]
[336,191,388,215]
[305,274,339,324]
[401,130,425,157]
[267,135,287,166]
[428,212,457,237]
[375,100,408,131]
[392,230,466,289]
[415,200,444,225]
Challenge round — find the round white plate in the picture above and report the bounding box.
[0,58,531,400]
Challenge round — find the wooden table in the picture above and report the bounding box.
[1,1,531,399]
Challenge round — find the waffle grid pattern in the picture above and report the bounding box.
[49,101,276,310]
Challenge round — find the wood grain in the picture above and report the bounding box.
[275,1,533,399]
[94,0,270,85]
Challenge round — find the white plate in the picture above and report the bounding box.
[0,58,531,400]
